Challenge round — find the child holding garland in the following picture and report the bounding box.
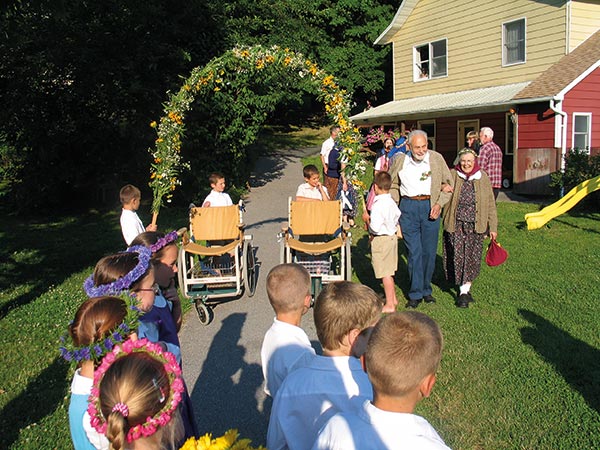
[88,338,185,450]
[61,295,140,450]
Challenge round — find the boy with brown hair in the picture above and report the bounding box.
[202,172,233,207]
[366,171,401,313]
[119,184,156,245]
[313,311,450,450]
[261,263,315,398]
[267,281,383,450]
[296,164,330,201]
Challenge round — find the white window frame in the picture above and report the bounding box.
[502,18,526,66]
[413,38,448,82]
[572,113,592,153]
[505,113,517,155]
[417,119,436,150]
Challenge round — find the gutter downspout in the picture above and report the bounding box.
[549,97,567,197]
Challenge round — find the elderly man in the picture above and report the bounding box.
[389,130,452,308]
[478,127,503,199]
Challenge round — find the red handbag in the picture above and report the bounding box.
[485,238,508,267]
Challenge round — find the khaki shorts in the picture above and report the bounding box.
[371,235,398,279]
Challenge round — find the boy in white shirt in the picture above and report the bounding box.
[119,184,156,245]
[267,281,383,450]
[296,164,329,201]
[313,311,450,450]
[261,263,315,398]
[365,171,401,313]
[202,172,233,207]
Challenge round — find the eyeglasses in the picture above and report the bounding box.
[136,283,160,295]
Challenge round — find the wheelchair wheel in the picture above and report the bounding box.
[195,299,213,326]
[177,247,190,299]
[344,239,352,281]
[243,241,257,297]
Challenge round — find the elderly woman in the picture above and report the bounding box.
[442,148,498,308]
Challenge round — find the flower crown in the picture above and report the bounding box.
[457,147,478,159]
[149,230,179,253]
[83,246,152,297]
[88,338,184,443]
[58,295,141,363]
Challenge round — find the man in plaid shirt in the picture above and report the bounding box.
[478,127,503,199]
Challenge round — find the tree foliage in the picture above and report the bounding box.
[223,0,396,101]
[0,0,398,209]
[0,0,226,209]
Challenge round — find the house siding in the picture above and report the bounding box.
[391,0,568,100]
[517,103,556,149]
[570,1,600,51]
[563,66,600,154]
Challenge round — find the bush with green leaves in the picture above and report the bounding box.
[550,147,600,208]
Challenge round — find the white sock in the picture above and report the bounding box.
[459,283,471,295]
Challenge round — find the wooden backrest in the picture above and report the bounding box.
[289,199,342,235]
[189,205,241,241]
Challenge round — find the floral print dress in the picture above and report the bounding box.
[443,179,485,285]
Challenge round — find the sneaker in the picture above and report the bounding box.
[423,295,436,304]
[406,298,422,308]
[466,292,475,303]
[456,294,470,308]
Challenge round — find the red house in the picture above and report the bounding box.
[351,0,600,195]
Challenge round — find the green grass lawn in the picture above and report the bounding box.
[1,138,599,448]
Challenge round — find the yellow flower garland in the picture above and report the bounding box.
[149,44,366,222]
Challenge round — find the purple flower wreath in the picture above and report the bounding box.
[83,245,152,297]
[149,230,179,253]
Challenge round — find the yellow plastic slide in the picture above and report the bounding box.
[525,175,600,230]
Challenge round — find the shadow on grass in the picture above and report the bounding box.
[552,217,600,235]
[519,309,600,413]
[0,358,69,449]
[352,233,455,304]
[0,212,125,319]
[191,312,268,444]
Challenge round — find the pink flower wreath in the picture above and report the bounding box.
[87,338,184,443]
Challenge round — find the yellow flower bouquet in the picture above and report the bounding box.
[180,429,266,450]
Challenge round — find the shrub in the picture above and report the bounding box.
[549,147,600,209]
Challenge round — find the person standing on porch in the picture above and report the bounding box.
[478,127,503,199]
[389,130,452,308]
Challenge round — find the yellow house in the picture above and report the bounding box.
[351,0,600,194]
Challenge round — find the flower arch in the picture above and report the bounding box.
[148,44,366,223]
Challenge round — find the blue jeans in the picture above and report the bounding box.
[399,198,440,300]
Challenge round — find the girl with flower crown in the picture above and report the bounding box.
[88,339,185,450]
[61,295,140,450]
[130,231,183,353]
[130,231,199,442]
[85,246,180,364]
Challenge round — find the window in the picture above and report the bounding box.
[414,39,447,81]
[417,120,436,150]
[572,113,591,152]
[503,18,526,65]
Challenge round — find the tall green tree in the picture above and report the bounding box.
[0,0,225,209]
[223,0,397,103]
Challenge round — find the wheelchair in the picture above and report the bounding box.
[278,198,352,299]
[177,201,256,325]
